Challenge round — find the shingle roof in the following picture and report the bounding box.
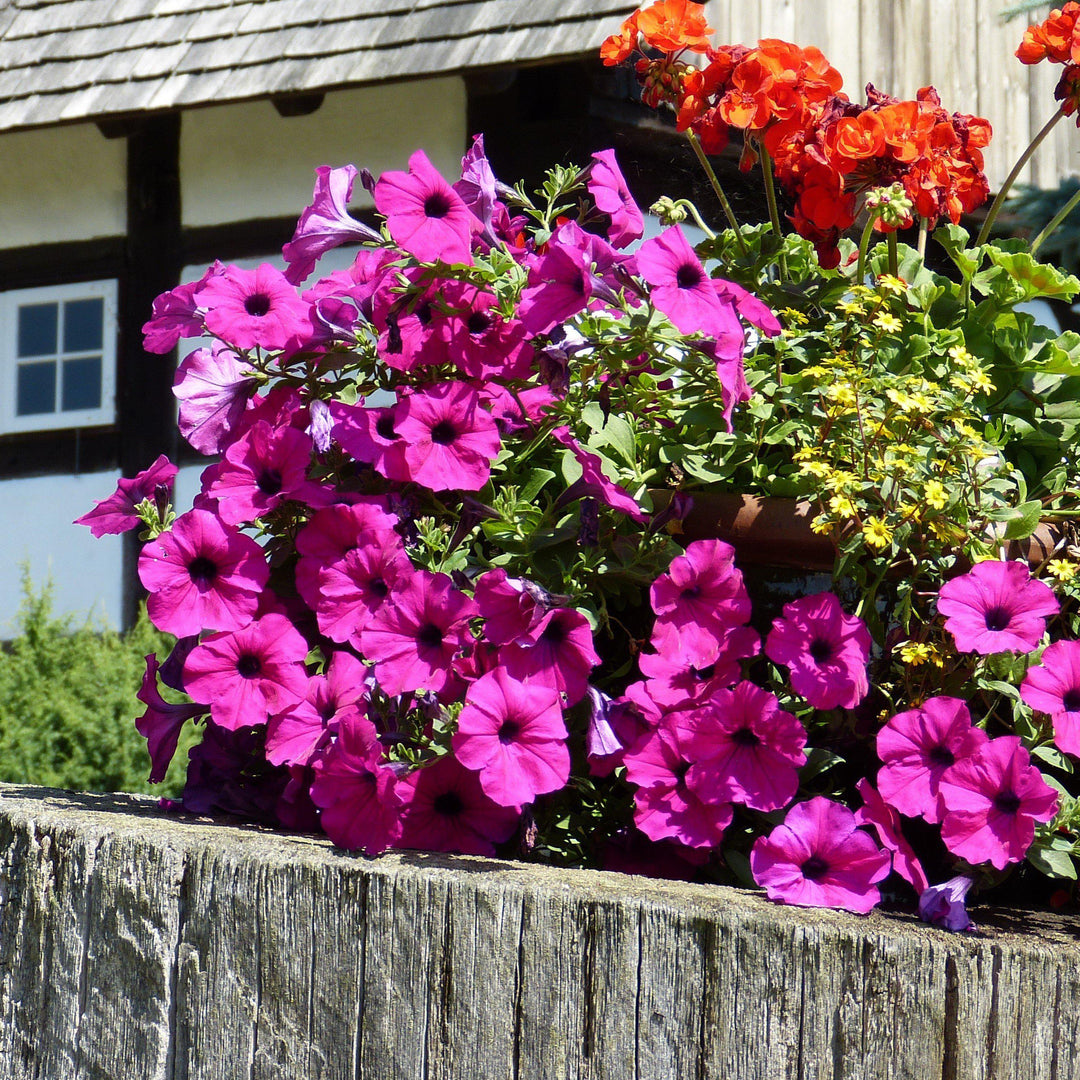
[0,0,638,133]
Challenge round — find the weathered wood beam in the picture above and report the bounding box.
[0,783,1078,1079]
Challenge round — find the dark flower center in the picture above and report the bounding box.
[416,301,433,327]
[731,727,760,748]
[244,293,271,317]
[1064,688,1080,712]
[188,556,218,586]
[417,622,444,649]
[572,271,587,296]
[692,663,716,681]
[801,854,829,881]
[676,263,703,289]
[983,605,1011,633]
[257,469,283,496]
[928,744,955,768]
[368,576,389,599]
[541,617,567,647]
[498,720,521,744]
[236,654,262,678]
[809,638,834,663]
[433,790,464,817]
[994,790,1021,815]
[375,413,399,440]
[430,420,457,445]
[672,761,690,787]
[680,585,702,601]
[467,311,491,335]
[424,192,452,219]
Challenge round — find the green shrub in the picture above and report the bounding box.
[0,577,193,797]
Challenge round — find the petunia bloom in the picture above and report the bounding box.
[876,696,989,824]
[938,735,1058,870]
[918,875,976,932]
[135,653,205,783]
[172,343,257,455]
[452,668,570,807]
[765,592,871,710]
[1020,638,1080,757]
[75,454,177,537]
[588,149,644,248]
[750,796,891,914]
[937,559,1059,655]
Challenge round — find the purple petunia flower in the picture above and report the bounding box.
[75,454,178,537]
[764,592,871,710]
[138,508,269,637]
[135,653,206,783]
[1020,639,1080,757]
[282,164,382,285]
[876,696,988,824]
[141,263,221,354]
[937,559,1059,655]
[750,796,890,914]
[938,735,1058,870]
[172,342,258,456]
[374,149,477,265]
[918,875,976,932]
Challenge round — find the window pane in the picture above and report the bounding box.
[61,356,102,411]
[18,304,57,357]
[63,298,104,352]
[17,361,56,415]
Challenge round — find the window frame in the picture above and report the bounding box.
[0,279,118,435]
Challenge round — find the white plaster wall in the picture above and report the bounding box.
[0,124,126,249]
[180,78,468,228]
[0,472,124,635]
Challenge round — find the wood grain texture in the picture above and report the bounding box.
[2,784,1080,1080]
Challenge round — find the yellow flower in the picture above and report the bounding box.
[810,514,835,535]
[947,344,974,366]
[837,299,866,317]
[798,459,831,478]
[873,312,903,333]
[898,642,945,668]
[876,274,907,295]
[828,494,857,518]
[826,470,858,492]
[1048,559,1077,582]
[924,480,948,510]
[780,307,809,327]
[826,383,857,406]
[862,517,893,549]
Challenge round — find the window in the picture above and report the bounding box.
[0,280,117,434]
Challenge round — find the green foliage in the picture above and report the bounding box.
[0,576,189,797]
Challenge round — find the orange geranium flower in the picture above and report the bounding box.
[830,112,886,163]
[600,12,641,66]
[1017,3,1080,65]
[878,101,935,163]
[636,0,715,54]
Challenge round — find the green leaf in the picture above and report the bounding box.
[934,224,979,277]
[1003,499,1044,541]
[1027,844,1078,880]
[519,468,556,503]
[984,246,1080,301]
[1034,744,1075,774]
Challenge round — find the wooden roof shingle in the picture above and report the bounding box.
[0,0,638,133]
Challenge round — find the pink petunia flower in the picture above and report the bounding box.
[138,508,269,636]
[1020,639,1080,757]
[141,263,222,354]
[395,381,502,492]
[75,454,177,537]
[750,797,891,914]
[517,242,593,335]
[183,613,311,731]
[452,668,570,807]
[938,735,1058,870]
[135,653,206,783]
[172,342,258,455]
[282,164,382,284]
[311,543,415,645]
[585,688,652,776]
[765,592,871,710]
[622,726,733,848]
[359,571,477,697]
[588,149,644,249]
[265,650,371,767]
[374,149,477,264]
[635,225,744,340]
[551,426,647,522]
[206,420,330,524]
[195,263,315,352]
[499,606,601,705]
[398,753,520,856]
[309,712,403,853]
[329,400,412,483]
[681,681,806,812]
[937,559,1059,655]
[474,568,549,647]
[854,779,929,894]
[876,696,988,824]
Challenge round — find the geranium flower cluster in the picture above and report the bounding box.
[1017,3,1080,121]
[602,0,991,266]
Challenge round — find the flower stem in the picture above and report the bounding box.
[1031,183,1080,258]
[855,214,878,286]
[975,106,1066,248]
[685,130,750,257]
[758,145,788,280]
[917,217,928,260]
[887,231,899,278]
